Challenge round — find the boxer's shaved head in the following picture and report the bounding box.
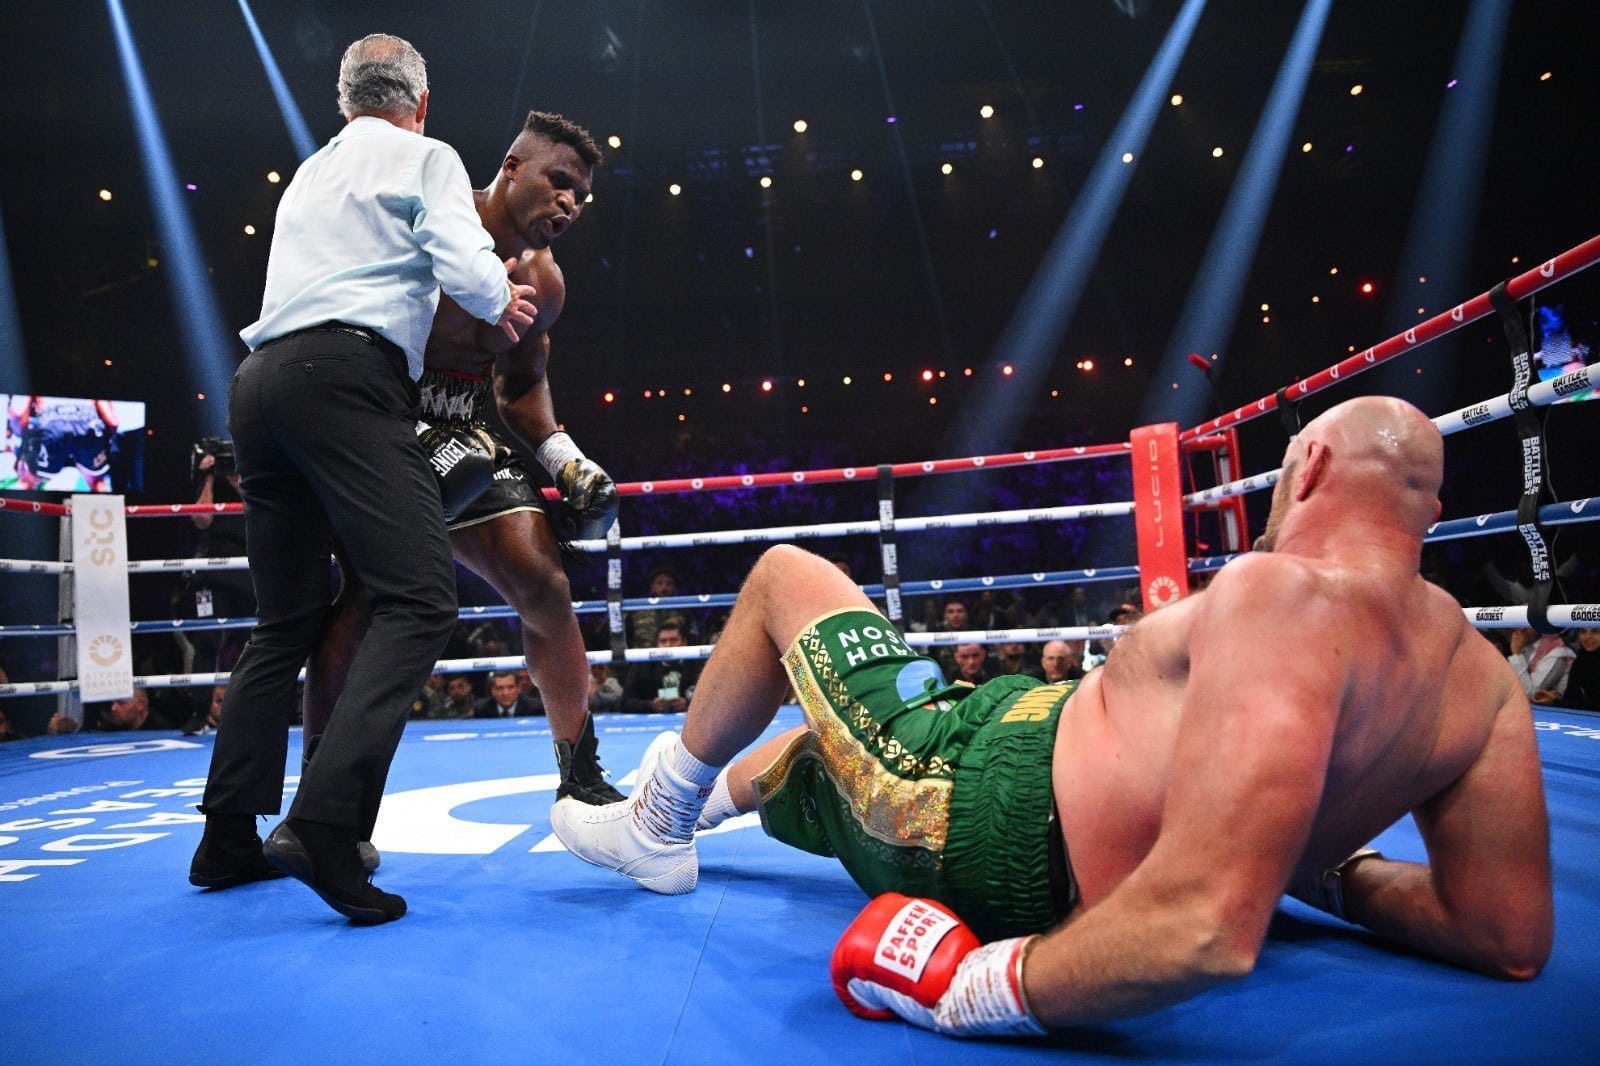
[1261,395,1443,551]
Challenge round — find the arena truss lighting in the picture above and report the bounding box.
[236,0,314,160]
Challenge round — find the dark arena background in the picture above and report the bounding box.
[2,2,1598,1062]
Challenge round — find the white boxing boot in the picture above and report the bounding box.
[550,731,716,895]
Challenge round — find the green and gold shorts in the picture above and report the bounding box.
[753,608,1078,942]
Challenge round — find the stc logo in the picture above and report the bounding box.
[1146,575,1181,607]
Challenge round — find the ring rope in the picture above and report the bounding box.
[1186,361,1600,507]
[5,604,1598,699]
[1180,233,1600,442]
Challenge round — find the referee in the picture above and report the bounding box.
[189,33,536,923]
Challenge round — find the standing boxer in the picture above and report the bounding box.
[301,113,622,870]
[189,33,536,924]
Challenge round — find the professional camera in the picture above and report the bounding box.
[190,437,237,482]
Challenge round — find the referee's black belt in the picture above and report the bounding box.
[253,321,403,361]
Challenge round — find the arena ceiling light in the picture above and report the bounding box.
[236,0,315,161]
[1142,0,1334,426]
[106,0,233,433]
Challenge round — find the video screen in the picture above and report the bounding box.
[2,394,146,494]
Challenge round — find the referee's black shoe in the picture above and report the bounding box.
[189,813,287,889]
[263,818,406,924]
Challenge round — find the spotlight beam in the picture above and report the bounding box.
[236,0,315,161]
[948,0,1210,458]
[1142,0,1334,425]
[1368,0,1513,405]
[106,0,234,433]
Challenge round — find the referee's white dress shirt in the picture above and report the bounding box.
[240,116,511,379]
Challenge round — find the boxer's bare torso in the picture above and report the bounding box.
[425,190,567,380]
[1053,551,1519,909]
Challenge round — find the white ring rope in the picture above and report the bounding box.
[1186,361,1600,507]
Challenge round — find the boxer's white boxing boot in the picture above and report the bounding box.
[550,731,716,895]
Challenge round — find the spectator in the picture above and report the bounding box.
[434,675,478,719]
[94,687,178,731]
[1508,628,1576,705]
[1566,628,1600,711]
[991,641,1043,679]
[182,684,230,736]
[587,664,623,713]
[1088,602,1142,668]
[182,448,252,674]
[934,597,970,678]
[0,707,20,741]
[629,566,692,648]
[1040,639,1086,684]
[621,621,699,713]
[464,621,513,661]
[474,670,542,718]
[409,673,449,719]
[47,711,79,735]
[950,643,994,687]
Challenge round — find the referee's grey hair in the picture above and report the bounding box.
[337,33,427,119]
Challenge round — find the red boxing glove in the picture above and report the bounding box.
[830,893,1044,1038]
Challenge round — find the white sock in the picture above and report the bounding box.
[637,736,719,842]
[662,735,721,789]
[696,771,739,831]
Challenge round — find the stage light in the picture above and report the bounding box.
[963,368,972,376]
[108,0,233,431]
[1447,78,1459,88]
[584,193,593,203]
[1083,359,1095,371]
[843,376,852,385]
[237,0,314,160]
[243,224,256,235]
[850,169,863,182]
[1211,147,1223,157]
[1311,295,1320,303]
[1001,364,1014,376]
[980,104,994,118]
[1360,282,1374,294]
[684,388,692,396]
[1142,0,1332,427]
[1301,142,1312,152]
[1330,267,1339,275]
[1170,93,1183,106]
[185,183,197,191]
[267,171,280,183]
[603,391,615,403]
[1032,157,1044,169]
[1418,276,1427,283]
[644,389,653,398]
[1262,316,1270,324]
[721,383,731,393]
[761,380,774,392]
[1539,71,1551,81]
[929,397,938,405]
[678,413,686,422]
[1350,83,1364,95]
[882,372,893,382]
[1124,357,1134,366]
[940,163,953,175]
[793,119,808,133]
[669,183,681,196]
[1121,152,1134,163]
[197,393,205,400]
[608,135,622,149]
[921,369,933,382]
[797,378,806,387]
[759,176,772,188]
[98,189,113,201]
[104,359,112,366]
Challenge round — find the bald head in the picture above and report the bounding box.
[1264,396,1443,547]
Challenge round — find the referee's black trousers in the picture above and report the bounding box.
[202,329,456,834]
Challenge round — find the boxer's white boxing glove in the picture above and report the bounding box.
[830,893,1045,1038]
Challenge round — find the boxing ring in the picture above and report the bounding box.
[4,235,1600,1062]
